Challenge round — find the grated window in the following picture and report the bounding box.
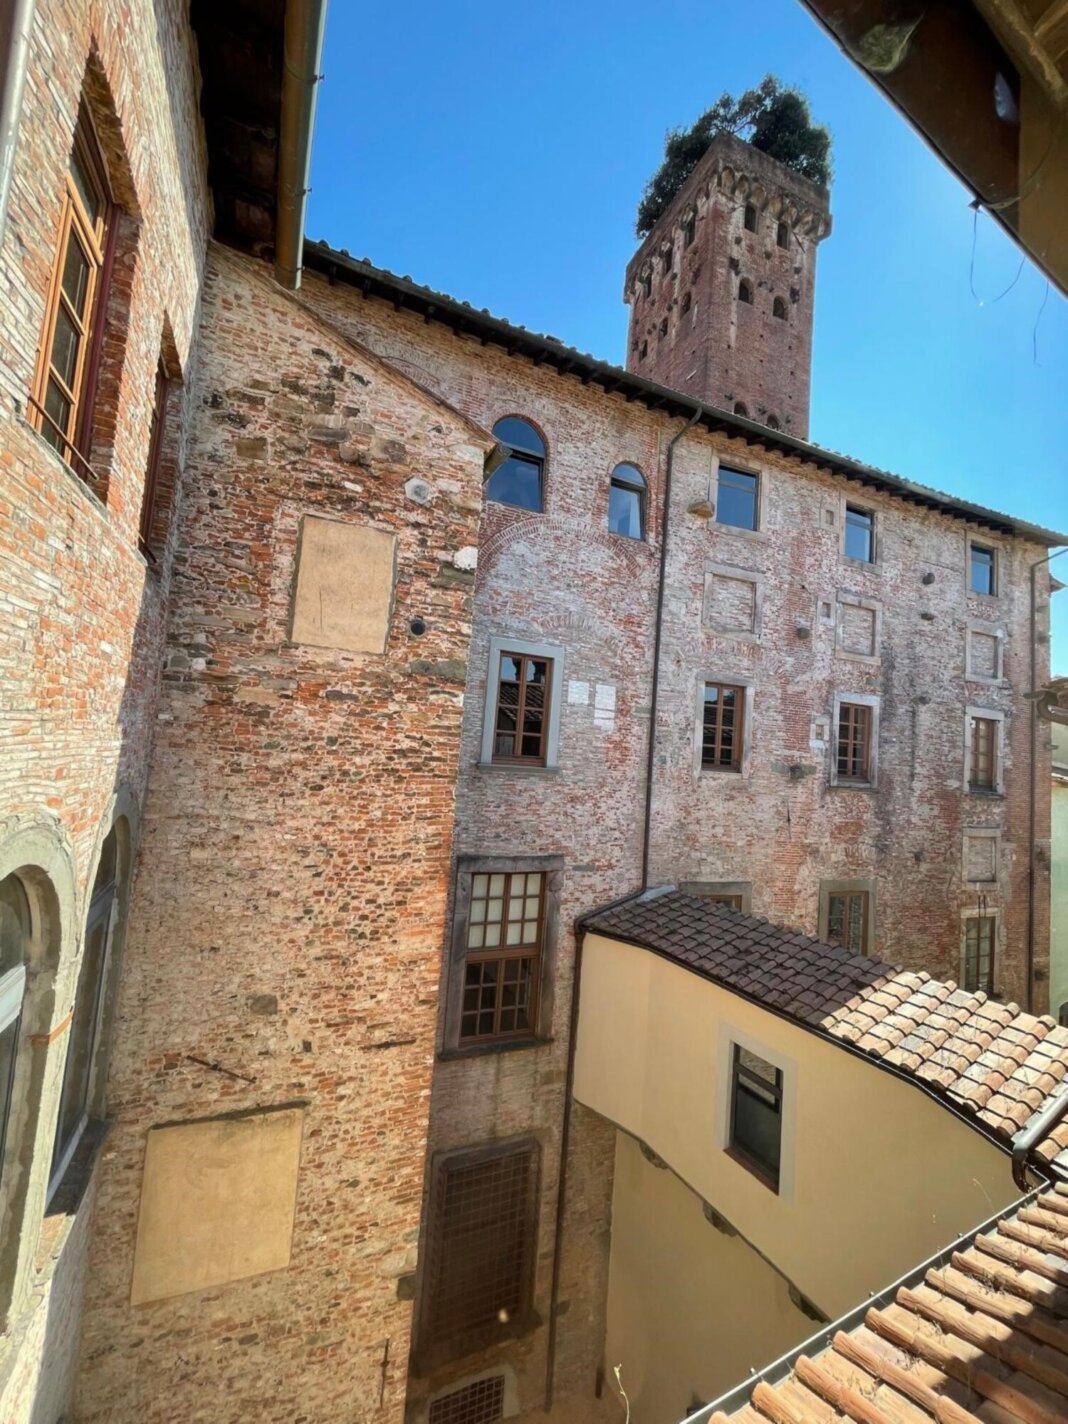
[428,1375,505,1424]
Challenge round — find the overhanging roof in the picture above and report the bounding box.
[304,240,1068,547]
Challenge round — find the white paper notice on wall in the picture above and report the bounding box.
[568,680,590,706]
[594,683,616,732]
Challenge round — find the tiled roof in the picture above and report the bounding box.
[302,241,1068,548]
[582,891,1068,1170]
[708,1181,1068,1424]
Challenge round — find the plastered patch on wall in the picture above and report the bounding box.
[130,1105,305,1305]
[594,683,616,732]
[290,515,397,654]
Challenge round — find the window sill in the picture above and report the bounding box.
[18,415,110,519]
[725,1145,780,1195]
[829,779,877,792]
[842,555,880,572]
[476,761,561,775]
[700,765,746,777]
[439,1035,554,1063]
[967,787,1005,799]
[712,523,767,542]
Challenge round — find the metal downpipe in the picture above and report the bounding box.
[274,0,328,290]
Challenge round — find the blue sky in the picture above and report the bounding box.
[308,0,1068,673]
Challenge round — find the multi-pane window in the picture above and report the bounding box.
[31,108,113,474]
[0,877,30,1201]
[969,716,998,791]
[702,683,745,771]
[492,653,552,764]
[729,1045,782,1190]
[139,359,170,555]
[422,1142,538,1348]
[836,702,872,783]
[461,871,544,1043]
[608,463,646,540]
[845,505,875,562]
[827,890,870,953]
[963,916,995,995]
[487,417,546,512]
[970,543,997,596]
[716,466,758,530]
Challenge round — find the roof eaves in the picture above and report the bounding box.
[302,240,1068,548]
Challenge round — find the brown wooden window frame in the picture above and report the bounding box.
[963,915,995,996]
[701,682,745,772]
[30,106,115,483]
[836,702,873,784]
[491,651,553,766]
[825,889,871,954]
[969,715,999,792]
[459,870,545,1045]
[417,1139,540,1362]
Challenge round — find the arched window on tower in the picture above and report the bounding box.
[773,296,787,320]
[766,414,781,431]
[487,417,547,512]
[744,202,757,232]
[0,878,29,1199]
[733,402,749,417]
[683,213,696,247]
[639,340,648,361]
[641,270,652,300]
[659,317,668,339]
[681,291,692,315]
[777,221,789,249]
[738,279,753,305]
[608,464,646,540]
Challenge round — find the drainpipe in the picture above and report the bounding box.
[640,406,703,888]
[0,0,36,238]
[273,0,328,290]
[1028,546,1067,1013]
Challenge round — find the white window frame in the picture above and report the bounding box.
[829,692,880,790]
[715,1023,797,1202]
[479,636,566,770]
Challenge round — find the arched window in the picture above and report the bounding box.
[51,821,126,1183]
[683,213,696,247]
[681,291,692,315]
[0,878,29,1196]
[733,402,749,417]
[766,414,781,431]
[773,296,787,320]
[641,270,652,300]
[744,202,757,232]
[487,417,546,512]
[608,464,646,540]
[777,221,789,249]
[639,340,648,361]
[663,245,673,275]
[659,317,668,338]
[738,279,753,305]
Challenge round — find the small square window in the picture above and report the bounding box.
[844,506,874,563]
[970,543,997,596]
[716,466,758,531]
[729,1045,782,1190]
[963,917,995,995]
[702,683,745,772]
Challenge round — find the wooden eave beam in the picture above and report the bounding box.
[973,0,1068,109]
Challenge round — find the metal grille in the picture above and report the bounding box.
[424,1144,535,1345]
[836,703,871,781]
[701,683,744,770]
[428,1376,505,1424]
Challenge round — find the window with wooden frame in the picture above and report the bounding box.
[826,890,870,954]
[963,915,995,995]
[139,359,170,556]
[969,715,999,792]
[420,1141,539,1353]
[836,702,872,784]
[492,652,552,765]
[30,107,114,479]
[460,871,544,1043]
[729,1045,782,1191]
[701,683,745,771]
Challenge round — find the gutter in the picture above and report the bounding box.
[1028,546,1068,1013]
[0,0,35,237]
[274,0,328,290]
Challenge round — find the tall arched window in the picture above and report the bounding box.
[733,402,749,417]
[766,414,781,431]
[773,296,787,320]
[777,221,790,249]
[487,417,546,512]
[608,464,646,540]
[738,279,753,305]
[744,202,757,232]
[0,879,29,1196]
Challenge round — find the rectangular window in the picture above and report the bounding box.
[30,108,112,476]
[969,716,998,791]
[729,1045,782,1190]
[461,871,544,1043]
[421,1142,538,1350]
[964,917,995,995]
[139,360,169,555]
[707,893,743,910]
[663,244,673,274]
[844,505,875,562]
[970,543,997,596]
[683,214,696,247]
[827,890,870,953]
[701,683,745,771]
[716,466,759,531]
[493,653,552,764]
[836,703,872,783]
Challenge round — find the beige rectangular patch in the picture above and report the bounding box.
[130,1105,304,1305]
[964,833,997,883]
[968,631,999,680]
[839,602,877,657]
[704,572,757,634]
[290,515,397,654]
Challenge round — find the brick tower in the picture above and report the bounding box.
[624,131,831,437]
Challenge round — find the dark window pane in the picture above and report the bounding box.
[61,236,92,314]
[486,453,542,511]
[53,895,112,1169]
[43,381,72,449]
[51,304,82,389]
[0,875,31,977]
[845,507,874,562]
[70,143,101,227]
[491,417,545,458]
[716,467,758,530]
[730,1046,782,1186]
[970,545,996,595]
[608,483,643,538]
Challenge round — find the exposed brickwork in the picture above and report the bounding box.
[624,133,831,437]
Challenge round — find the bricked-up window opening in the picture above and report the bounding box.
[30,106,114,480]
[744,202,757,232]
[422,1143,538,1348]
[487,417,545,512]
[837,703,872,783]
[0,877,30,1203]
[970,716,998,791]
[738,278,753,304]
[52,824,120,1185]
[461,872,544,1042]
[729,1045,782,1190]
[492,654,552,764]
[773,296,787,320]
[717,466,758,530]
[733,402,749,417]
[139,360,170,556]
[845,505,875,562]
[428,1376,506,1424]
[702,683,745,771]
[608,463,646,540]
[970,543,997,595]
[683,213,696,247]
[964,916,995,995]
[681,291,692,314]
[827,891,869,953]
[777,221,790,248]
